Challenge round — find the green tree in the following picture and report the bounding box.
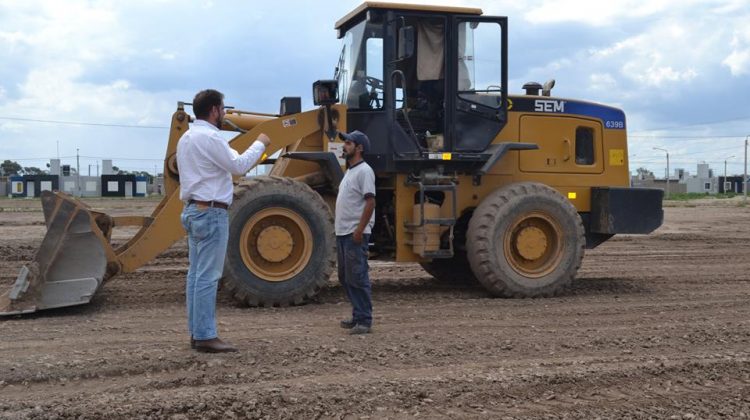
[23,166,45,175]
[1,160,22,176]
[636,167,654,179]
[112,166,131,175]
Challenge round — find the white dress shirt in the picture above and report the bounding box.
[177,119,266,205]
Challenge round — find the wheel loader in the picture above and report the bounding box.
[0,2,663,316]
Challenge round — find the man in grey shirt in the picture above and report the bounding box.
[335,130,376,334]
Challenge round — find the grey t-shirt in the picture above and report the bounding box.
[335,160,376,236]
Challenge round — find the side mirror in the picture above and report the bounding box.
[312,80,339,106]
[397,26,415,60]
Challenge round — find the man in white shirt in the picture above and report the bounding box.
[176,89,270,353]
[335,130,376,334]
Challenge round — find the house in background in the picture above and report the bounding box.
[9,174,59,198]
[634,162,742,196]
[718,175,746,194]
[8,158,154,198]
[683,163,718,194]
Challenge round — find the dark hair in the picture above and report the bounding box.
[193,89,224,119]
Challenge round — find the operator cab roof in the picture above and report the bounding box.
[335,2,483,32]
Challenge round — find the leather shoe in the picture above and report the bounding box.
[340,318,356,329]
[349,324,371,335]
[194,338,238,353]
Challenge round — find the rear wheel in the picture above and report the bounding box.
[466,182,584,297]
[224,176,335,306]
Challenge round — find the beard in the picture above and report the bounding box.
[214,117,223,129]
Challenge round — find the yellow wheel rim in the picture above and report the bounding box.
[503,211,563,278]
[239,207,313,282]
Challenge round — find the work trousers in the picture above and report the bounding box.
[181,203,228,340]
[336,233,372,327]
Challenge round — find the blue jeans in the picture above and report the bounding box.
[181,203,228,341]
[337,233,372,327]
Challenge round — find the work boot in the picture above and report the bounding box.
[193,338,238,353]
[349,324,371,335]
[340,318,356,329]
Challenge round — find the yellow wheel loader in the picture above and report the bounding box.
[0,2,663,316]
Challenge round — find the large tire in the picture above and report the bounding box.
[224,176,335,306]
[466,182,585,297]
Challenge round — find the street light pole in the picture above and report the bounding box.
[76,148,81,197]
[745,136,748,203]
[724,155,736,194]
[654,147,669,199]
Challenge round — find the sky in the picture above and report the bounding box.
[0,0,749,178]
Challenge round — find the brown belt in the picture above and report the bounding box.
[188,199,229,210]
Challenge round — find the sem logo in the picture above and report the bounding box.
[534,100,565,113]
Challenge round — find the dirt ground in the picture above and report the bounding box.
[1,196,749,419]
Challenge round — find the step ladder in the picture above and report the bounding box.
[404,179,457,259]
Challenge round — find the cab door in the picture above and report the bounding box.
[519,116,604,174]
[447,16,508,153]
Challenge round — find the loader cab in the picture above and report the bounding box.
[335,4,508,173]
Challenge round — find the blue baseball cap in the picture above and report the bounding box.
[338,130,370,154]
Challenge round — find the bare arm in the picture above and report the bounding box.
[353,196,375,244]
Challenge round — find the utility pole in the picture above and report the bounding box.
[744,136,748,203]
[724,155,735,194]
[76,148,81,197]
[653,147,669,199]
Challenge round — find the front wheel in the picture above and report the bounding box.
[223,176,335,306]
[466,182,585,298]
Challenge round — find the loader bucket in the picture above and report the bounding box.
[0,191,118,315]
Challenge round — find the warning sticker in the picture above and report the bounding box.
[328,142,345,166]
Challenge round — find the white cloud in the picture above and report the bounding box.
[723,50,750,76]
[522,0,705,26]
[151,48,176,61]
[589,73,618,92]
[587,21,705,87]
[0,1,131,64]
[0,0,748,177]
[0,121,24,133]
[4,62,168,123]
[623,61,697,85]
[723,28,750,76]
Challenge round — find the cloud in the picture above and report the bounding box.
[0,121,24,133]
[522,0,686,26]
[589,73,618,92]
[723,27,750,76]
[588,22,701,87]
[0,0,748,179]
